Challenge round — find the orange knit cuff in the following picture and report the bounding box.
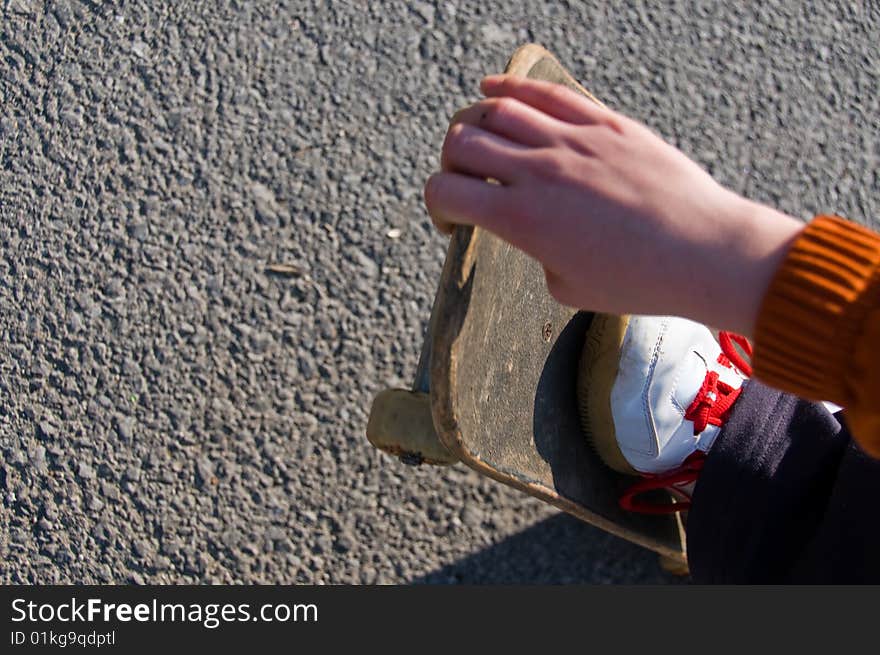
[753,215,880,405]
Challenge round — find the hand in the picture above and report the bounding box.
[424,74,803,336]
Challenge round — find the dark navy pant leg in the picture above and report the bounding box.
[688,379,880,583]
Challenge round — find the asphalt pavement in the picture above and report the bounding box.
[1,1,879,583]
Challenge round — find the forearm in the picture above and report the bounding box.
[667,191,803,338]
[651,202,880,457]
[751,215,880,452]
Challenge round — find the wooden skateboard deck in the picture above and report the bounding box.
[368,44,687,567]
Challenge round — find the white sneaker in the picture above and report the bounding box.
[578,314,751,514]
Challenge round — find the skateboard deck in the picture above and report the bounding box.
[368,44,687,568]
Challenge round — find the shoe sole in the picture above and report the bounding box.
[577,313,638,476]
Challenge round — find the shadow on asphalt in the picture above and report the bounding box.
[411,513,688,585]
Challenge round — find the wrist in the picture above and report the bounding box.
[689,193,803,337]
[731,199,804,337]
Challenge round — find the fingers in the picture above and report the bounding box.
[424,172,509,235]
[449,97,568,148]
[424,172,550,260]
[542,268,572,306]
[481,74,621,129]
[441,123,529,184]
[440,75,620,184]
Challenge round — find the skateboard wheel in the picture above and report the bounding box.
[366,389,458,466]
[658,554,690,577]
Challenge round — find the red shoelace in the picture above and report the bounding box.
[619,331,752,515]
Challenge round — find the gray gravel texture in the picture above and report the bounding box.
[1,0,878,584]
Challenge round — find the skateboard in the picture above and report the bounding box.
[367,44,688,573]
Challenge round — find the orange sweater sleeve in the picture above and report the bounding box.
[753,214,880,458]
